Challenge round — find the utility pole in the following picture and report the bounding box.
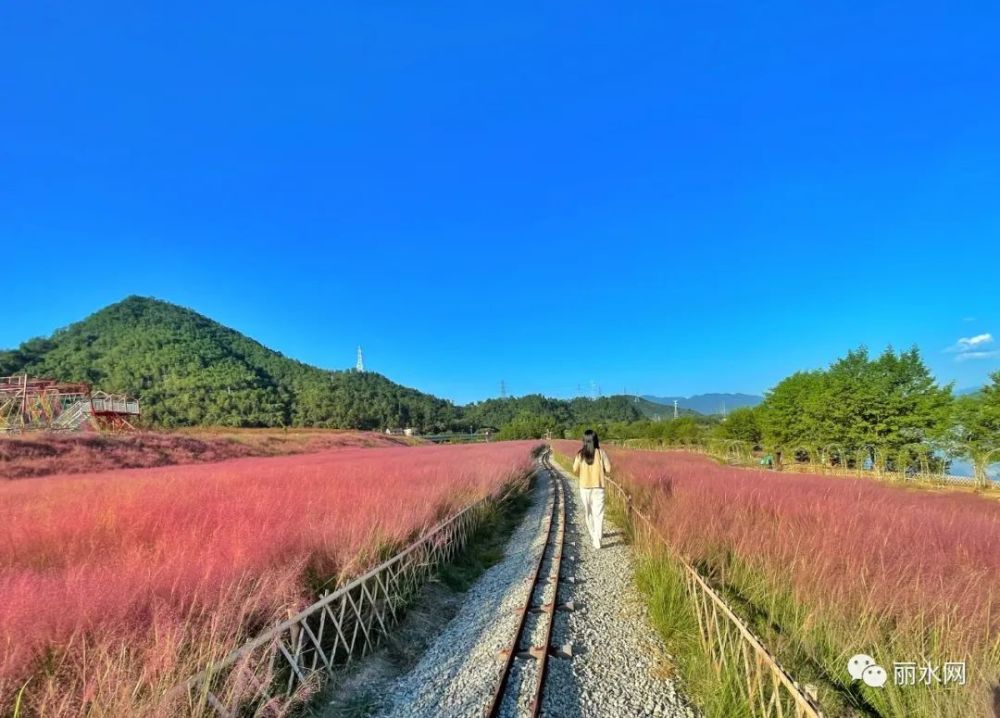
[673,399,679,419]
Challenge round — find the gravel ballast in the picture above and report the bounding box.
[543,460,695,718]
[374,457,696,718]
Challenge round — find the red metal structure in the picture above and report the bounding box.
[0,374,140,433]
[89,390,141,432]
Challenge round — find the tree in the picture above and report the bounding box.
[758,370,828,454]
[498,412,557,440]
[824,347,951,468]
[662,416,703,445]
[758,347,951,471]
[714,406,762,445]
[949,372,1000,485]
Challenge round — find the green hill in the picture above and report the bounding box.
[632,396,700,419]
[0,297,458,431]
[1,297,642,432]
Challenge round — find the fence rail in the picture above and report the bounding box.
[592,468,824,718]
[174,482,520,716]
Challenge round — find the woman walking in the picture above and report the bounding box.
[572,429,611,549]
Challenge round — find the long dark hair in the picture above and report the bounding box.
[579,429,599,465]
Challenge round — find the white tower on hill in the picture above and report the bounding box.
[356,346,365,372]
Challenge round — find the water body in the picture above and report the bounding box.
[946,457,1000,482]
[860,452,1000,484]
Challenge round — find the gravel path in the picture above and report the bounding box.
[375,457,696,718]
[374,469,554,718]
[544,460,695,718]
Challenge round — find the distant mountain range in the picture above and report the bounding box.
[642,393,763,415]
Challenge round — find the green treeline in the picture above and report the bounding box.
[0,297,642,433]
[720,347,1000,477]
[599,347,1000,482]
[469,395,642,439]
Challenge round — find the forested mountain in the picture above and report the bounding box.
[1,297,642,432]
[1,297,459,431]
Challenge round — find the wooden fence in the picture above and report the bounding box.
[173,484,517,716]
[584,464,825,718]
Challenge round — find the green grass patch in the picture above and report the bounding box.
[550,451,574,474]
[634,550,754,718]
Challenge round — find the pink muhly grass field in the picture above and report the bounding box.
[0,428,414,479]
[0,441,534,716]
[554,440,1000,715]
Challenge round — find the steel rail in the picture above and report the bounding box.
[485,453,568,717]
[527,459,565,715]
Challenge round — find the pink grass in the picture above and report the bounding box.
[0,442,534,715]
[0,429,414,479]
[554,441,1000,713]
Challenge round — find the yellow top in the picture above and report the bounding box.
[573,448,611,489]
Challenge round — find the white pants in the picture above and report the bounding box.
[580,487,605,549]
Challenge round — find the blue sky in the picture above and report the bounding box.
[3,1,999,403]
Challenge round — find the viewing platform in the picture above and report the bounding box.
[0,374,140,432]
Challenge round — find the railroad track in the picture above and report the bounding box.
[485,452,573,718]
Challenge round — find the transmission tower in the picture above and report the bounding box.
[356,346,365,372]
[673,399,679,419]
[500,380,507,398]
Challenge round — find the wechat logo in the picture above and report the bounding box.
[848,654,887,688]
